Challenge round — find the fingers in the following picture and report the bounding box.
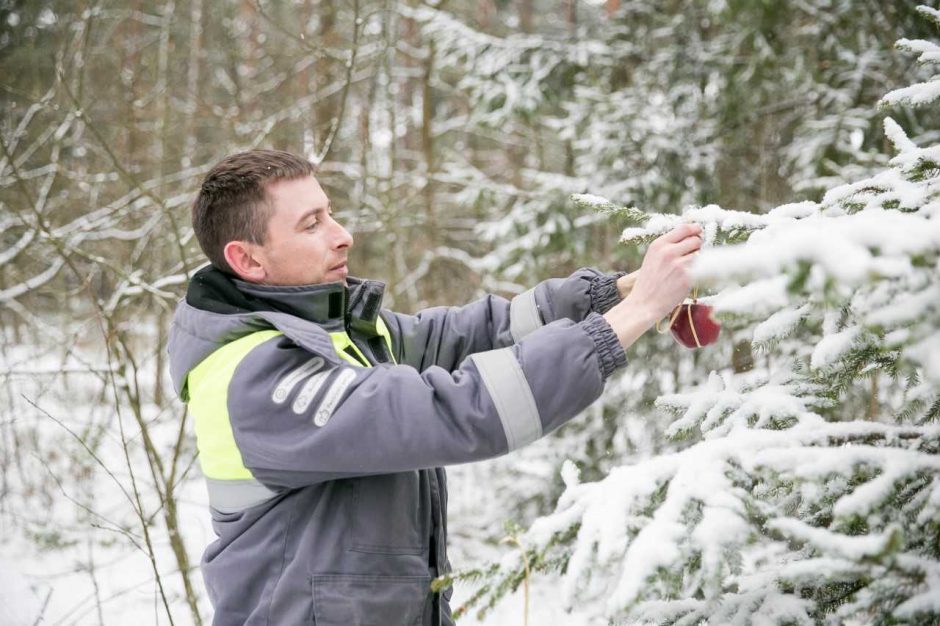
[618,270,638,290]
[679,251,700,270]
[673,234,703,257]
[659,222,702,244]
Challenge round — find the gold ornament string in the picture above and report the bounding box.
[655,304,684,334]
[656,287,703,347]
[686,301,702,348]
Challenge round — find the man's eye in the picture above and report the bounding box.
[305,221,319,231]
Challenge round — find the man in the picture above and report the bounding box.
[168,149,701,625]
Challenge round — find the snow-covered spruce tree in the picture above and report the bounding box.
[444,7,940,625]
[409,5,938,563]
[417,0,936,524]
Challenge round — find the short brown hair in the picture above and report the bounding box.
[192,149,316,273]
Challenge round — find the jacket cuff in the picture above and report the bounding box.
[590,272,626,314]
[580,312,627,380]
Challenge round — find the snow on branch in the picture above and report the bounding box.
[916,5,940,30]
[879,79,940,109]
[895,38,940,65]
[479,421,940,622]
[656,371,833,438]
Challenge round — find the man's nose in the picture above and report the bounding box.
[330,218,353,249]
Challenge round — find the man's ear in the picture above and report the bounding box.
[223,240,267,282]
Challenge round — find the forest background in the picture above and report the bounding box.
[1,0,938,624]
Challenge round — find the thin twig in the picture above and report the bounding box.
[1,130,179,622]
[501,534,531,626]
[316,0,362,164]
[23,396,139,512]
[31,588,53,626]
[55,69,192,283]
[31,450,145,551]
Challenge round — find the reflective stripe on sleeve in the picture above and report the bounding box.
[509,287,543,342]
[205,477,280,514]
[272,356,325,404]
[470,347,542,451]
[292,370,333,414]
[313,369,356,427]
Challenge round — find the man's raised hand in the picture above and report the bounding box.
[604,224,703,350]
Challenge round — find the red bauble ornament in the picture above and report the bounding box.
[669,302,721,349]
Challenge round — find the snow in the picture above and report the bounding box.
[892,555,940,618]
[864,283,939,327]
[711,276,791,316]
[693,210,939,286]
[880,79,940,108]
[570,193,616,209]
[659,371,824,437]
[832,467,907,518]
[810,326,860,370]
[906,333,940,381]
[0,560,44,626]
[766,201,819,220]
[771,557,870,585]
[894,590,940,620]
[478,417,940,620]
[895,38,940,63]
[560,458,580,488]
[825,165,931,211]
[883,116,917,153]
[917,5,940,25]
[767,518,901,561]
[752,305,810,344]
[0,338,216,625]
[452,575,593,626]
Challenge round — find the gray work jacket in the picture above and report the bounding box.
[167,266,627,625]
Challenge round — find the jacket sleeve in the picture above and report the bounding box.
[383,267,625,372]
[226,313,626,489]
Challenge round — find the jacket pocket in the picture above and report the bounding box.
[312,574,431,626]
[350,472,428,554]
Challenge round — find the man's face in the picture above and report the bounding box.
[253,175,353,286]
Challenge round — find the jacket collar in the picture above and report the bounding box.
[185,265,387,334]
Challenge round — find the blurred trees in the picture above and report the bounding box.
[2,1,933,325]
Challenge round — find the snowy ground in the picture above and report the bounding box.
[0,328,587,625]
[0,555,586,626]
[0,461,583,625]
